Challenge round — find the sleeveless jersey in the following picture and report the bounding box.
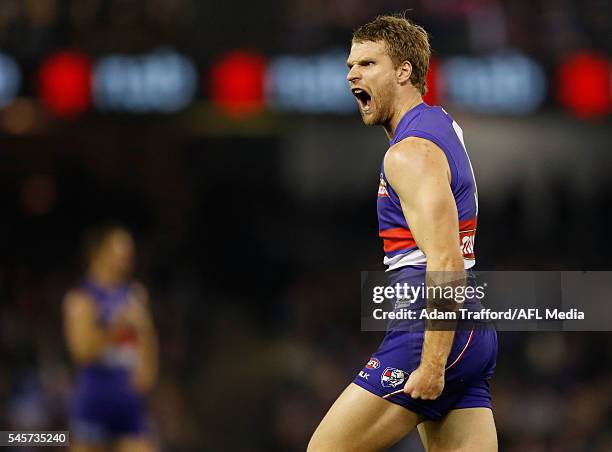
[79,279,139,373]
[377,102,478,270]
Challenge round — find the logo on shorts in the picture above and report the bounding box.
[366,357,380,369]
[358,371,370,380]
[381,367,408,388]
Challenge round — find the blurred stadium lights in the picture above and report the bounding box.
[442,53,547,114]
[557,51,611,118]
[0,53,21,109]
[210,51,266,117]
[265,50,357,114]
[1,47,610,119]
[423,57,442,106]
[38,50,92,117]
[93,49,197,113]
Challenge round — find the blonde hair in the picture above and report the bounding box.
[353,15,431,95]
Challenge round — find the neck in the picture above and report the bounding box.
[88,263,123,288]
[384,90,423,140]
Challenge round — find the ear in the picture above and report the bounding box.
[396,61,412,85]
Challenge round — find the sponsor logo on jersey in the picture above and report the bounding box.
[381,367,408,388]
[460,233,475,259]
[358,371,370,380]
[366,357,380,369]
[378,174,389,197]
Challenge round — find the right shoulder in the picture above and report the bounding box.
[385,137,448,177]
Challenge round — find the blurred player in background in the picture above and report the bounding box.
[63,224,158,452]
[309,15,497,451]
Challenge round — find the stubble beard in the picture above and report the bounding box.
[364,81,395,128]
[360,96,391,128]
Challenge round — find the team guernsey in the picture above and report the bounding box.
[379,101,478,270]
[70,280,149,442]
[353,102,497,420]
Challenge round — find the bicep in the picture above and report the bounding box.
[399,175,460,263]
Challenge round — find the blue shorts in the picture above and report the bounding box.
[70,367,149,443]
[353,327,497,420]
[354,266,497,421]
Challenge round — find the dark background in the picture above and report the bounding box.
[0,1,611,451]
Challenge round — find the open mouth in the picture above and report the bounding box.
[352,88,372,111]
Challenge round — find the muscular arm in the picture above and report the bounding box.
[63,290,109,364]
[384,137,465,399]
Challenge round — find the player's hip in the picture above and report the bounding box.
[358,326,497,390]
[354,327,497,420]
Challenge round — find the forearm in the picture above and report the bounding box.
[420,258,465,370]
[420,330,455,372]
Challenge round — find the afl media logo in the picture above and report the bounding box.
[366,357,380,369]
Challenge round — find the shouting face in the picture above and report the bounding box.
[346,40,399,127]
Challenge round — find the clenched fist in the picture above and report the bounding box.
[403,364,445,400]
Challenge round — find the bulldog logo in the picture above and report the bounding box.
[380,367,408,388]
